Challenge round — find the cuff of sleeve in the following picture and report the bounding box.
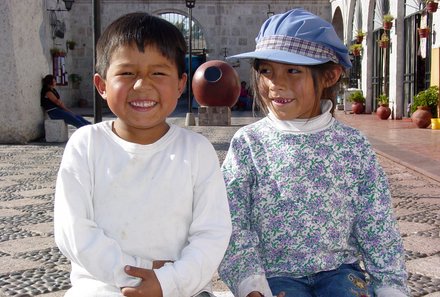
[375,287,408,297]
[238,274,273,297]
[154,264,176,297]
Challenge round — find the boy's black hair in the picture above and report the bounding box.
[96,12,187,79]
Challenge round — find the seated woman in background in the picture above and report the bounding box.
[40,74,91,128]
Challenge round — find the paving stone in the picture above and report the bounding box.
[0,255,42,274]
[0,237,55,255]
[403,235,440,255]
[406,255,440,279]
[398,221,435,236]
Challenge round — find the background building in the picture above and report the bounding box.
[0,0,438,143]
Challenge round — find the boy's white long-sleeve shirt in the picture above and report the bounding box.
[54,121,232,297]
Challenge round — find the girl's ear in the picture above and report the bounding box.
[322,66,343,88]
[94,74,107,100]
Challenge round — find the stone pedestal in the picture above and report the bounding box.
[198,106,231,126]
[44,120,68,142]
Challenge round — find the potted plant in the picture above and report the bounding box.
[349,44,363,56]
[411,86,438,128]
[347,90,365,114]
[378,33,390,48]
[426,0,438,13]
[376,94,391,120]
[68,73,82,89]
[383,14,394,30]
[355,30,366,43]
[418,26,430,38]
[66,40,76,50]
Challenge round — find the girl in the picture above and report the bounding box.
[218,9,409,297]
[40,74,91,128]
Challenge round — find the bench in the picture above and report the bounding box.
[44,119,68,142]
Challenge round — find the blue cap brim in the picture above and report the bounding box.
[227,49,333,66]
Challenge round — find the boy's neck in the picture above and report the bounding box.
[111,120,170,145]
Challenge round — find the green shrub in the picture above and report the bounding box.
[411,86,439,117]
[348,90,365,103]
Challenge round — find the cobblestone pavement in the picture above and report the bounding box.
[0,110,440,296]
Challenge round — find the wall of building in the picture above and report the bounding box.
[0,1,51,143]
[0,0,334,143]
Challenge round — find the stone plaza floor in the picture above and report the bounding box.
[0,106,440,296]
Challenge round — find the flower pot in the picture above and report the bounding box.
[411,106,432,128]
[379,41,389,48]
[352,102,364,114]
[356,36,364,43]
[432,118,440,130]
[427,2,438,13]
[377,104,391,120]
[383,21,393,30]
[352,49,361,56]
[418,28,430,38]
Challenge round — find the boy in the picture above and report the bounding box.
[54,12,232,297]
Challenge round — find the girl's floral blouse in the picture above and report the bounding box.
[219,117,409,296]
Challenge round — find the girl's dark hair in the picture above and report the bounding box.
[41,74,55,97]
[96,12,187,78]
[250,60,343,115]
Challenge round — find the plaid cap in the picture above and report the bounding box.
[228,9,352,69]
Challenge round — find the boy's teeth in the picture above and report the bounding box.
[131,101,156,107]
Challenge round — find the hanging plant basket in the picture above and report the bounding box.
[383,21,393,30]
[418,27,430,38]
[356,35,364,43]
[427,1,438,13]
[379,40,389,48]
[352,49,361,56]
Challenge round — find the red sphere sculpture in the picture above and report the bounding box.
[192,60,240,107]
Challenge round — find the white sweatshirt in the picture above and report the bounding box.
[54,121,232,297]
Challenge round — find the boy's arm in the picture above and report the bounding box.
[54,132,151,288]
[152,139,232,297]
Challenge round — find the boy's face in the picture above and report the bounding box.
[257,60,320,120]
[94,44,187,144]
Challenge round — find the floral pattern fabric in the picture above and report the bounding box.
[219,117,408,295]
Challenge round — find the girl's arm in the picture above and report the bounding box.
[353,140,409,297]
[218,134,273,297]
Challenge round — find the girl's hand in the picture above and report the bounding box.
[121,265,163,297]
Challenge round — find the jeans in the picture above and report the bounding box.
[47,108,91,128]
[267,263,374,297]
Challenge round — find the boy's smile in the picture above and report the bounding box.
[94,44,187,144]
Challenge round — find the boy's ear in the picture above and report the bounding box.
[94,73,107,100]
[322,66,343,88]
[178,73,188,95]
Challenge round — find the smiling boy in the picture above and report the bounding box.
[54,13,232,297]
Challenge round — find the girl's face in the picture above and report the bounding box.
[257,60,321,120]
[94,44,187,144]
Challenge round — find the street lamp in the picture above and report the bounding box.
[185,0,196,126]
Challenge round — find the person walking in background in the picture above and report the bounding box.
[40,74,91,128]
[219,9,409,297]
[54,12,231,297]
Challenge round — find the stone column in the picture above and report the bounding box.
[0,1,50,143]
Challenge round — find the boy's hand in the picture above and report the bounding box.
[247,291,286,297]
[121,266,163,297]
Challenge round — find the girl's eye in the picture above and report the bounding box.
[153,72,166,76]
[288,68,300,74]
[119,72,134,76]
[258,68,270,75]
